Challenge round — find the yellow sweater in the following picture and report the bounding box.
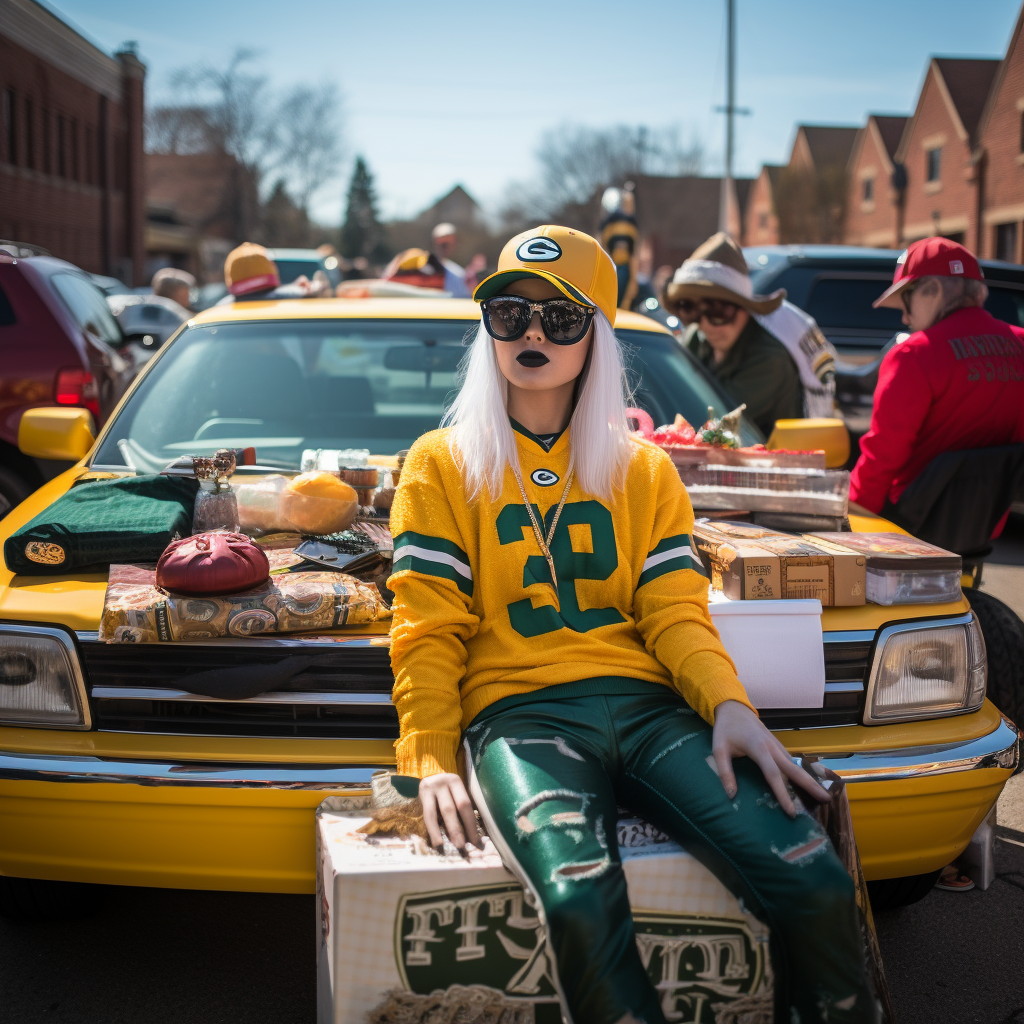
[388,422,755,778]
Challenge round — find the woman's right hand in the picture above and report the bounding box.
[419,772,482,853]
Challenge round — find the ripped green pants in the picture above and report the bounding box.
[462,680,875,1024]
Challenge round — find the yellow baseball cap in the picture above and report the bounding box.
[224,242,280,296]
[473,225,618,323]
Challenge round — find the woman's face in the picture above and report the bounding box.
[491,278,593,394]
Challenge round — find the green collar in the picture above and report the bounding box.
[510,417,567,453]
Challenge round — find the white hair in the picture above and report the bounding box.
[442,312,634,501]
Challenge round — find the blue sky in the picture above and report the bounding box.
[52,0,1023,223]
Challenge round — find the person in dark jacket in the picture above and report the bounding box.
[850,237,1024,517]
[663,233,802,436]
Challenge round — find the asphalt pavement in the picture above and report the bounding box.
[2,525,1022,1024]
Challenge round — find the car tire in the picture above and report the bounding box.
[0,465,33,519]
[0,876,106,920]
[867,870,941,911]
[966,589,1024,729]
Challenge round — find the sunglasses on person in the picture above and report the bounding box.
[480,296,596,345]
[673,298,742,326]
[900,284,918,312]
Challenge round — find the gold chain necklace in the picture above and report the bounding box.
[510,459,574,601]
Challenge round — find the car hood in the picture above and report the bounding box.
[0,466,969,636]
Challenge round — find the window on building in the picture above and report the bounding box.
[70,118,78,180]
[926,147,941,182]
[995,222,1019,263]
[23,98,34,170]
[41,110,51,174]
[5,89,16,165]
[862,178,874,202]
[57,115,66,177]
[84,126,93,185]
[758,211,769,229]
[1020,110,1024,154]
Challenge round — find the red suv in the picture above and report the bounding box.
[0,252,136,515]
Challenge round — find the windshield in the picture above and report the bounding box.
[91,318,761,473]
[275,260,322,284]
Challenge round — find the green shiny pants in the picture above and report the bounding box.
[463,683,875,1024]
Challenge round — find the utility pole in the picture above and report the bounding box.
[718,0,735,234]
[716,0,749,236]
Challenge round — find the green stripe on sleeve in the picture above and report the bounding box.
[392,530,469,563]
[391,555,474,596]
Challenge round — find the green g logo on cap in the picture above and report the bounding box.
[516,237,562,263]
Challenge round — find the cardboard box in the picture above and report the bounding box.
[316,797,772,1024]
[693,522,866,606]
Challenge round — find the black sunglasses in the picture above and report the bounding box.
[674,297,742,327]
[481,296,595,345]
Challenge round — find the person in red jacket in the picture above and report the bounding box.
[850,237,1024,518]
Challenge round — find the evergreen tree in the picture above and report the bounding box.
[339,156,390,264]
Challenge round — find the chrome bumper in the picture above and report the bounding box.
[815,716,1020,783]
[0,717,1017,789]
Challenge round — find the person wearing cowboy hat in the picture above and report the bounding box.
[663,233,807,436]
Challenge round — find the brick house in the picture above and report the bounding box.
[895,57,999,250]
[775,125,859,243]
[0,0,146,283]
[844,116,908,249]
[146,152,259,282]
[977,5,1024,262]
[743,164,783,246]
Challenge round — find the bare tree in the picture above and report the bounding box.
[145,105,215,155]
[275,84,343,217]
[166,49,278,190]
[521,123,706,217]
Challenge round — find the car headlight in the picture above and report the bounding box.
[864,613,986,724]
[0,625,91,729]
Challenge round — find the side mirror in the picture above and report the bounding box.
[19,408,96,461]
[767,418,850,469]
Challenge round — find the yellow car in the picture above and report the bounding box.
[0,297,1017,917]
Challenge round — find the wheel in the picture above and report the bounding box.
[966,589,1024,728]
[0,465,33,519]
[867,870,941,911]
[0,876,106,920]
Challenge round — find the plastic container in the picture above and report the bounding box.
[677,465,850,516]
[806,532,962,605]
[865,567,963,606]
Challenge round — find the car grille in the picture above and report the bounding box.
[760,638,872,730]
[79,635,872,738]
[80,638,397,738]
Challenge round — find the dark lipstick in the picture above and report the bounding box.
[516,351,549,367]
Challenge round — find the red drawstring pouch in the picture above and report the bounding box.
[156,531,270,596]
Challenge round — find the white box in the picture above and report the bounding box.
[316,798,772,1024]
[709,597,825,709]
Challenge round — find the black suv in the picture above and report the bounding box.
[745,245,1024,433]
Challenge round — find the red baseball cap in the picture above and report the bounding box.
[873,237,984,309]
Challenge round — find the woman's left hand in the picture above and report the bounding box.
[711,699,830,816]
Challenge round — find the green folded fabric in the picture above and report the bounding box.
[5,475,199,575]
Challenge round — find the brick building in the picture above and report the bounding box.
[978,5,1024,262]
[895,57,999,250]
[743,164,783,246]
[146,152,259,282]
[844,115,908,249]
[0,0,146,283]
[775,125,859,244]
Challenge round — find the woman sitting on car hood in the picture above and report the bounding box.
[387,224,874,1024]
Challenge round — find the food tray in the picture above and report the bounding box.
[678,465,849,516]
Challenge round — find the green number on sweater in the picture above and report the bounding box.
[496,500,625,637]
